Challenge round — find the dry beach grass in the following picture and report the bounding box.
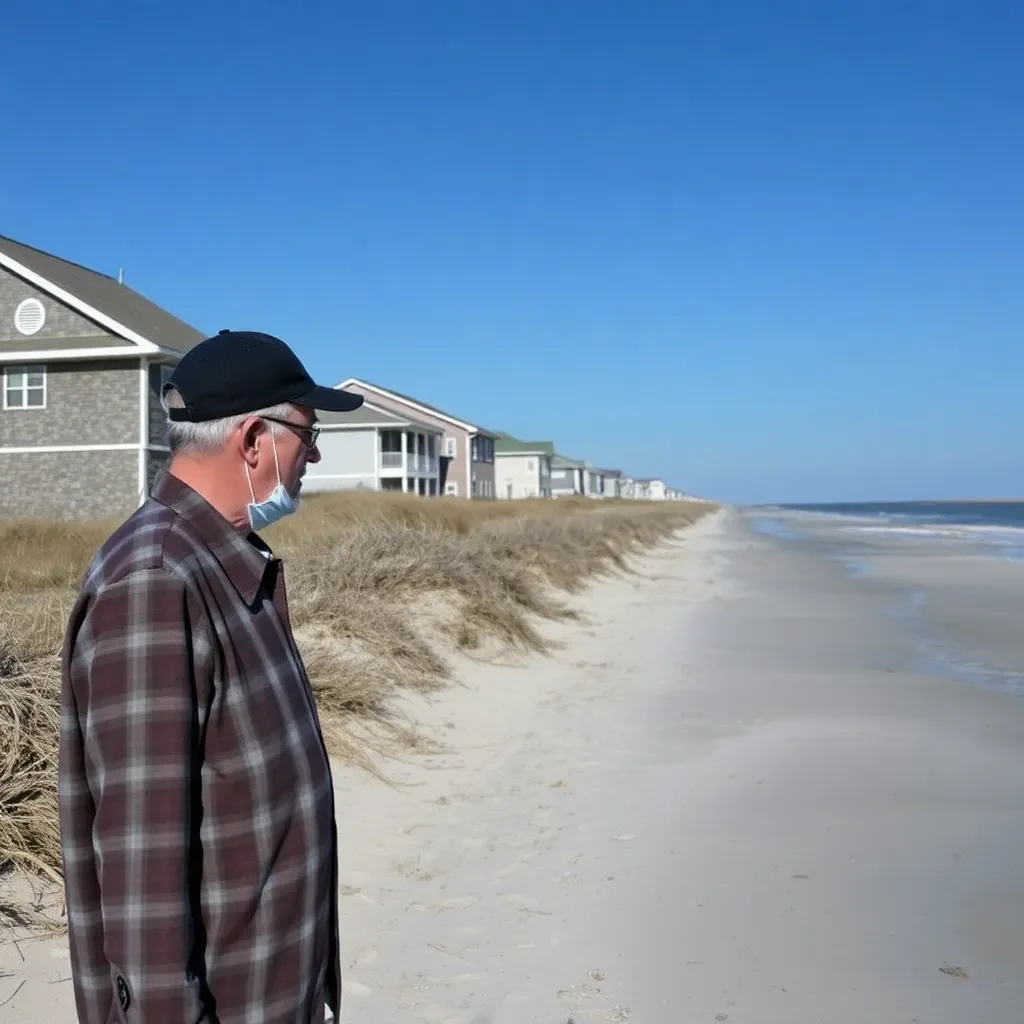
[0,491,713,924]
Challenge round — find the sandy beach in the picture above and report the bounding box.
[5,506,1024,1022]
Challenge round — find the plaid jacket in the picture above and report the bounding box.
[59,473,341,1024]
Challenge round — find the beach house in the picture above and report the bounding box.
[0,234,204,520]
[302,401,443,494]
[334,379,500,497]
[494,434,554,499]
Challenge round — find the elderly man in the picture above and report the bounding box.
[59,330,363,1024]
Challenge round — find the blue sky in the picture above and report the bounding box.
[2,1,1022,503]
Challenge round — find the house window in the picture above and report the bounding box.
[526,458,536,472]
[3,364,46,409]
[444,437,457,458]
[471,436,493,463]
[445,482,458,496]
[380,429,402,453]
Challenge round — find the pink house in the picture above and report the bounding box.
[334,378,499,498]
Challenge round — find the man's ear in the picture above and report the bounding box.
[239,416,265,467]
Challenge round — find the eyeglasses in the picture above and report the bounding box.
[260,416,320,449]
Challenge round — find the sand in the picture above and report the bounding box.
[5,506,1024,1022]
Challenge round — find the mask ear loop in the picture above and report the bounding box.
[244,456,257,505]
[271,431,283,486]
[245,420,282,502]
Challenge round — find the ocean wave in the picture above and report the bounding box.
[841,523,1024,543]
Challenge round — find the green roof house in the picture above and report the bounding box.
[495,433,555,499]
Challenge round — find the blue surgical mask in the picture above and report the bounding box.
[245,433,299,531]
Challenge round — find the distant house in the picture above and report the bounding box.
[550,454,587,497]
[635,478,667,501]
[0,234,204,520]
[495,435,554,499]
[303,401,443,495]
[584,466,606,499]
[598,468,624,498]
[334,379,499,497]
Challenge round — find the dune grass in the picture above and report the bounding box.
[0,491,714,921]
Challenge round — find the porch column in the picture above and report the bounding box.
[400,431,408,493]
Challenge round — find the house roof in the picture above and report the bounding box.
[552,453,586,469]
[336,378,500,437]
[318,399,441,432]
[0,234,206,356]
[495,433,555,456]
[597,468,623,478]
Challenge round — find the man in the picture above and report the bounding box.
[59,330,364,1024]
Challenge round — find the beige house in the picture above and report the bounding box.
[334,379,499,498]
[495,435,553,499]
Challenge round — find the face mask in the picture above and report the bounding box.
[245,432,299,531]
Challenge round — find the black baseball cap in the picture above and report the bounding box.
[164,329,364,422]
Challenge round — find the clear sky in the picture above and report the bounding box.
[3,1,1021,504]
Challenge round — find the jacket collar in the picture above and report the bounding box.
[151,471,274,607]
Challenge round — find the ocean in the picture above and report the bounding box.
[764,501,1024,561]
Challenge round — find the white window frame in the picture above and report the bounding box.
[445,482,458,496]
[3,364,47,410]
[444,437,457,458]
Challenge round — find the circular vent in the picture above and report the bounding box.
[14,298,46,336]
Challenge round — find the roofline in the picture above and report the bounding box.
[319,399,444,433]
[319,419,444,433]
[336,378,494,435]
[0,249,164,354]
[496,447,553,456]
[0,346,181,363]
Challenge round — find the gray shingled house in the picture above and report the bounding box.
[0,235,205,520]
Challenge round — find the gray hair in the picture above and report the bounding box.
[161,387,296,455]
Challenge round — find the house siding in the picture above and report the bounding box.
[0,266,131,353]
[496,453,551,499]
[303,428,379,492]
[342,385,475,497]
[0,449,138,520]
[470,456,496,498]
[1,359,140,446]
[550,466,582,496]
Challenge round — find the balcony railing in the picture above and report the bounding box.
[379,452,440,474]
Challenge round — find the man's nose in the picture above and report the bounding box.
[306,443,321,465]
